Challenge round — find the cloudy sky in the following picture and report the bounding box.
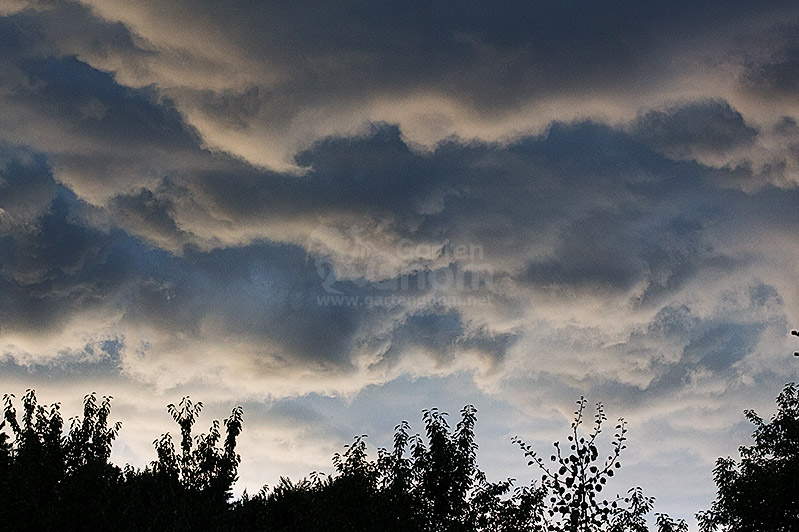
[2,0,799,524]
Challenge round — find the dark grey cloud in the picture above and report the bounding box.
[109,187,190,250]
[632,101,758,160]
[0,0,788,175]
[294,123,744,304]
[0,148,58,223]
[0,9,201,201]
[742,36,799,99]
[774,116,799,136]
[596,281,785,406]
[120,0,797,109]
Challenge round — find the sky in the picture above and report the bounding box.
[2,0,799,525]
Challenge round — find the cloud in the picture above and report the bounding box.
[739,20,799,101]
[0,148,58,225]
[2,117,798,401]
[632,100,758,161]
[0,0,788,174]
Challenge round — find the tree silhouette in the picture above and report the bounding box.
[1,390,123,530]
[152,396,243,500]
[697,382,799,531]
[514,398,686,532]
[128,396,244,530]
[0,387,738,531]
[232,404,545,532]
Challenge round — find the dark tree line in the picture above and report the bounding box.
[1,391,243,531]
[1,383,797,531]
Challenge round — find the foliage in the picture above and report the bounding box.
[514,398,687,532]
[20,386,799,531]
[0,390,243,531]
[1,390,122,530]
[656,513,690,532]
[154,397,243,500]
[124,396,244,531]
[232,404,545,532]
[697,382,799,532]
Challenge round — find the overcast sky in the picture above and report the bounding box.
[2,0,799,524]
